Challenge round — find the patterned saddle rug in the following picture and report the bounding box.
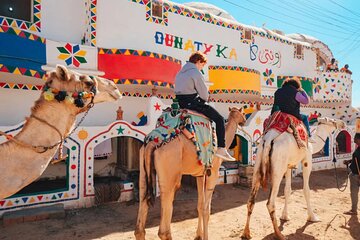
[263,111,308,148]
[145,108,216,167]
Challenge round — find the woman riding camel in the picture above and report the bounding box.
[271,77,313,141]
[174,51,235,161]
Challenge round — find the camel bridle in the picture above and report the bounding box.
[0,85,96,164]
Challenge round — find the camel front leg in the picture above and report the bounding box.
[280,169,292,221]
[241,172,261,240]
[302,156,320,222]
[195,176,204,240]
[267,174,285,240]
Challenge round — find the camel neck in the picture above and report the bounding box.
[225,118,238,149]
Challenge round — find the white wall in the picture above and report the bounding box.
[41,0,86,44]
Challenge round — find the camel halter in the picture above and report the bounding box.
[0,86,96,164]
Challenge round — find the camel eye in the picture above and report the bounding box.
[84,81,94,87]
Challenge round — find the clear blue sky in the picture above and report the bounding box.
[176,0,360,108]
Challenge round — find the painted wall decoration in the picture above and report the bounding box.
[313,72,352,102]
[154,31,238,60]
[0,28,46,72]
[130,0,312,49]
[146,0,168,26]
[250,43,281,68]
[208,65,260,94]
[46,40,97,71]
[263,68,275,86]
[0,65,45,79]
[98,48,181,83]
[0,124,81,212]
[84,0,97,46]
[0,82,43,91]
[0,0,41,32]
[57,43,87,67]
[83,121,146,197]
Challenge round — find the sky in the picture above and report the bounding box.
[176,0,360,108]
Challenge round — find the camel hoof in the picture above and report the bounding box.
[241,233,251,240]
[194,236,202,240]
[308,215,321,222]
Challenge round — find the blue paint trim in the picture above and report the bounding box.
[0,32,46,71]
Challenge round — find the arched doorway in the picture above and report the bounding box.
[335,130,351,154]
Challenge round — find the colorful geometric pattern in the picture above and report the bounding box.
[316,72,351,102]
[313,77,321,93]
[0,134,80,212]
[0,0,41,32]
[0,26,45,43]
[57,43,87,67]
[209,89,260,96]
[130,0,311,49]
[84,0,97,46]
[113,79,174,88]
[0,82,43,91]
[0,64,46,79]
[145,0,169,26]
[83,122,146,196]
[263,68,275,86]
[98,48,181,64]
[121,91,175,99]
[332,105,360,124]
[208,65,259,74]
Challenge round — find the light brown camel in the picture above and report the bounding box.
[135,107,246,240]
[0,65,121,200]
[242,117,346,240]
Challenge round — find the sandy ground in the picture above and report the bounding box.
[0,169,359,240]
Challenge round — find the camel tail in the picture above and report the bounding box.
[259,140,274,190]
[143,143,156,206]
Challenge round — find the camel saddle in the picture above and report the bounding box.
[263,111,308,148]
[145,107,216,167]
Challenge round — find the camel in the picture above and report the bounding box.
[135,107,246,240]
[0,65,121,200]
[242,117,346,240]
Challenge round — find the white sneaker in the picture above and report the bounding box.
[215,148,236,161]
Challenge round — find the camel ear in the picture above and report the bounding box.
[56,65,69,81]
[239,107,244,113]
[229,107,232,112]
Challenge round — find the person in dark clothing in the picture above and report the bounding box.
[271,78,313,140]
[343,133,360,215]
[174,51,235,161]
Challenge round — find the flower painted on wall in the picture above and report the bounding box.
[313,77,322,93]
[57,43,87,67]
[263,68,274,86]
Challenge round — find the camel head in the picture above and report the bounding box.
[228,107,246,126]
[43,65,121,110]
[316,117,346,134]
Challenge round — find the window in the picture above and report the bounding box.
[0,0,32,22]
[244,29,252,40]
[296,44,303,56]
[152,1,163,19]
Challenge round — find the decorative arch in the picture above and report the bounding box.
[83,121,146,197]
[235,128,252,165]
[0,132,81,212]
[333,128,353,160]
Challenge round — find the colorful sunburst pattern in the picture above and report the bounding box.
[57,43,87,67]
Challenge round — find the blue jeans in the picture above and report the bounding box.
[301,114,311,137]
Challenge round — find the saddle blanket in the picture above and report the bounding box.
[263,111,308,148]
[145,108,216,167]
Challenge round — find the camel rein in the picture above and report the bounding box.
[0,97,94,163]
